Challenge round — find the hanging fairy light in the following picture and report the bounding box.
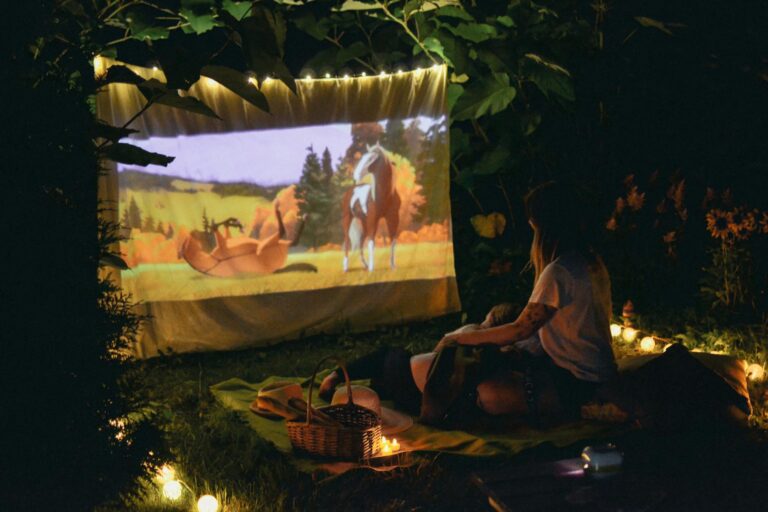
[197,495,219,512]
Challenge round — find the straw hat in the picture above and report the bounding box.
[331,385,413,435]
[250,382,303,419]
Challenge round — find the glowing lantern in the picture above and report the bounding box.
[162,480,182,500]
[746,363,765,382]
[621,327,638,343]
[158,464,176,483]
[640,336,656,352]
[197,495,219,512]
[610,324,622,338]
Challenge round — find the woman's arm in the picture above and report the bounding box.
[435,302,556,350]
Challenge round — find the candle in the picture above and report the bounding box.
[381,443,392,455]
[391,438,400,452]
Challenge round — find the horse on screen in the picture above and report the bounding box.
[342,143,401,272]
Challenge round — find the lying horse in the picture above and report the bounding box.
[341,143,401,272]
[181,205,309,277]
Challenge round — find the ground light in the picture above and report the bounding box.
[162,480,182,500]
[197,494,219,512]
[610,323,622,338]
[621,327,638,343]
[747,363,765,381]
[640,336,656,352]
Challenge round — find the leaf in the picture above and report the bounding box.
[292,12,331,40]
[444,22,498,43]
[200,65,270,113]
[336,41,368,66]
[434,5,474,21]
[437,30,469,74]
[221,0,252,20]
[238,9,296,94]
[100,254,130,270]
[338,0,383,11]
[420,36,450,65]
[92,121,138,142]
[126,11,170,41]
[452,73,517,120]
[180,9,216,35]
[153,38,210,90]
[447,83,463,113]
[496,15,515,27]
[98,65,145,85]
[473,146,511,175]
[471,213,506,238]
[634,16,673,35]
[522,53,573,101]
[101,143,175,167]
[138,79,221,119]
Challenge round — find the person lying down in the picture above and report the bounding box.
[320,182,618,427]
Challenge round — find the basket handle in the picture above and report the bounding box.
[305,355,354,425]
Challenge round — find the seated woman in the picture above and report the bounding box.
[320,182,617,425]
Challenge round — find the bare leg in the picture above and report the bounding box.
[367,239,375,272]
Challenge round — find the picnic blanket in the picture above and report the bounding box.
[210,374,622,471]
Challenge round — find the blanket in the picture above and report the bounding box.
[210,374,622,472]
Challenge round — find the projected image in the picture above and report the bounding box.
[118,116,453,302]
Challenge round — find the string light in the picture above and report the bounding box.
[397,68,404,74]
[379,70,386,77]
[640,336,656,352]
[304,74,312,80]
[746,363,765,382]
[343,74,350,80]
[197,495,219,512]
[621,327,638,343]
[361,71,367,77]
[247,77,257,85]
[152,65,159,71]
[324,72,331,78]
[162,480,182,500]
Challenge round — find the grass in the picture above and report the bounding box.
[121,242,455,302]
[106,314,768,512]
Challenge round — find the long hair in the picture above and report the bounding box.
[524,182,594,282]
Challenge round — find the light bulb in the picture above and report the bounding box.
[305,74,312,80]
[324,72,331,78]
[152,66,159,71]
[247,77,257,85]
[747,363,765,381]
[640,336,655,352]
[343,74,349,80]
[610,324,622,338]
[397,68,403,74]
[432,63,440,69]
[621,327,638,343]
[415,66,422,72]
[162,480,182,500]
[158,464,176,483]
[361,71,367,77]
[263,76,271,83]
[197,495,219,512]
[379,70,386,77]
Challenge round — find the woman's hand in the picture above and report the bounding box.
[434,334,460,352]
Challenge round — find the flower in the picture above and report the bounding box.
[706,209,731,240]
[729,207,756,240]
[626,186,645,211]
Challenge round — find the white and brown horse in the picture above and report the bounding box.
[342,143,401,272]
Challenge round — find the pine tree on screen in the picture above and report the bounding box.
[382,118,408,157]
[297,145,335,248]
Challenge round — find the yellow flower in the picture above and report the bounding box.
[729,208,756,240]
[706,209,731,240]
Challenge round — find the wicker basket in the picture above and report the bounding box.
[287,356,382,460]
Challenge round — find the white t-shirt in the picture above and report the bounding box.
[528,252,616,382]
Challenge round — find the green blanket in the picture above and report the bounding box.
[211,374,622,469]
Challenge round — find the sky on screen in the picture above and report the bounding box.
[118,116,442,186]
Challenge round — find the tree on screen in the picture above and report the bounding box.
[297,145,336,248]
[381,118,409,157]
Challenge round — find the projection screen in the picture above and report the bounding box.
[96,58,460,357]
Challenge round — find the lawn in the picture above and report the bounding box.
[108,315,768,512]
[121,242,455,302]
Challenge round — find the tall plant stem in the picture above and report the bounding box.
[377,2,440,66]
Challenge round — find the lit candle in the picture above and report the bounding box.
[381,443,392,455]
[391,438,400,452]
